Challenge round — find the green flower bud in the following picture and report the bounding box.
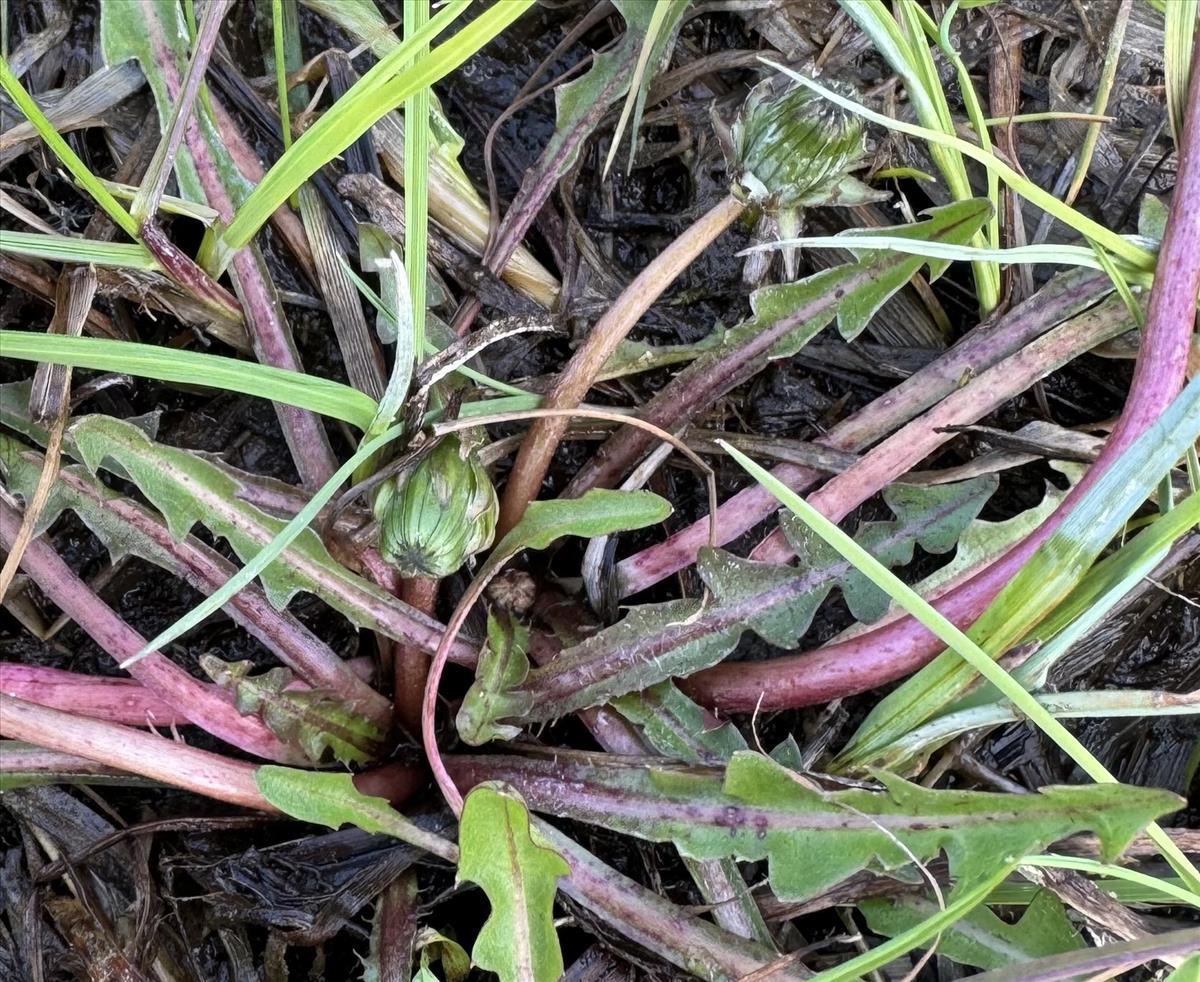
[374,434,498,578]
[730,77,866,209]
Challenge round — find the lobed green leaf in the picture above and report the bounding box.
[256,766,457,860]
[457,611,534,746]
[45,417,464,661]
[453,752,1181,902]
[201,656,383,765]
[479,475,995,730]
[860,890,1082,970]
[843,375,1200,769]
[457,786,569,982]
[611,682,748,764]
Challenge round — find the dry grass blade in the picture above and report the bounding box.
[297,185,386,399]
[130,0,233,224]
[1063,0,1133,206]
[0,266,98,602]
[0,57,139,239]
[0,62,146,159]
[497,194,745,535]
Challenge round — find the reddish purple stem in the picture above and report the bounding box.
[0,659,377,728]
[0,744,126,781]
[1,664,181,725]
[35,458,394,727]
[136,0,233,220]
[753,290,1133,560]
[0,500,299,761]
[685,51,1200,713]
[141,220,243,327]
[143,0,337,489]
[615,269,1114,597]
[0,696,271,810]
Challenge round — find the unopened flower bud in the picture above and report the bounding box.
[730,77,866,209]
[374,434,498,578]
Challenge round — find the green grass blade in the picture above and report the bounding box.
[362,251,414,444]
[603,0,689,178]
[843,0,999,312]
[0,231,158,270]
[213,0,532,266]
[740,234,1148,282]
[403,0,430,383]
[1088,235,1148,326]
[99,180,219,223]
[272,0,294,154]
[989,875,1196,906]
[1063,0,1131,206]
[901,0,1000,304]
[810,865,1014,982]
[1001,480,1200,696]
[883,688,1200,773]
[1023,855,1200,909]
[1164,0,1198,149]
[718,438,1200,892]
[932,2,1000,253]
[0,57,139,239]
[300,0,470,167]
[764,60,1157,273]
[0,332,378,430]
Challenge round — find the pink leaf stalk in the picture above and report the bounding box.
[685,48,1200,713]
[0,659,377,728]
[752,291,1134,559]
[0,500,298,761]
[26,455,394,727]
[0,744,127,782]
[142,0,337,489]
[0,664,181,725]
[615,269,1114,597]
[0,697,271,811]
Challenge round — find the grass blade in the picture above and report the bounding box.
[1022,855,1200,909]
[718,438,1200,892]
[603,0,689,177]
[0,332,378,430]
[129,423,406,664]
[765,60,1157,273]
[809,866,1014,982]
[0,57,138,239]
[0,232,158,270]
[740,234,1149,282]
[213,0,533,267]
[403,0,430,369]
[841,0,1000,311]
[1164,0,1199,149]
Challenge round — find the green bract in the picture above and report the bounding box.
[374,434,498,577]
[730,76,867,209]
